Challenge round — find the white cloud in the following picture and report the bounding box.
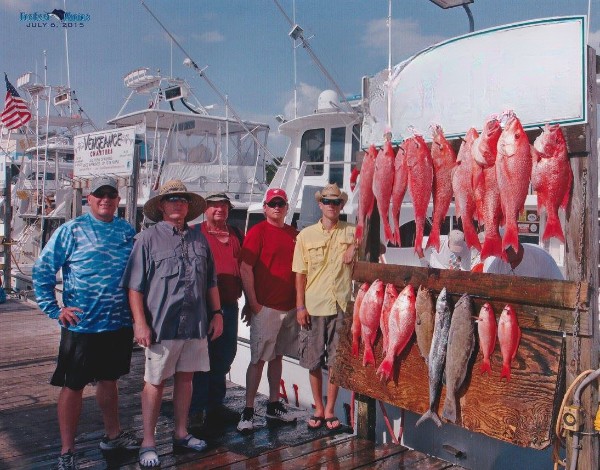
[283,82,321,119]
[191,31,224,43]
[363,18,447,61]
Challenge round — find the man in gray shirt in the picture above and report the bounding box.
[122,180,223,468]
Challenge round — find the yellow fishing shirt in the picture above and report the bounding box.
[292,220,355,317]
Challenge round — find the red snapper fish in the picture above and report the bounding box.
[496,113,532,252]
[451,127,481,251]
[472,117,504,260]
[377,284,416,382]
[373,141,396,244]
[405,134,433,257]
[477,303,497,375]
[391,142,408,246]
[531,123,572,243]
[356,144,377,242]
[358,279,385,366]
[497,304,522,381]
[427,125,457,251]
[351,282,370,357]
[380,283,399,354]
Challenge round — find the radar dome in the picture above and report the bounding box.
[317,90,340,112]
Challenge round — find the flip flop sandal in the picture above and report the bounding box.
[307,416,325,430]
[173,434,207,452]
[325,417,342,431]
[139,446,160,468]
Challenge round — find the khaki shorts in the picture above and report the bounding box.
[144,338,209,385]
[250,306,298,364]
[298,305,344,371]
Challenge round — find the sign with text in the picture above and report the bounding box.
[74,126,136,178]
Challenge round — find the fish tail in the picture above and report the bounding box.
[426,226,441,251]
[501,363,512,381]
[441,395,457,423]
[542,213,565,243]
[376,358,392,382]
[463,222,482,251]
[363,345,375,366]
[415,410,442,428]
[355,224,364,242]
[351,337,360,358]
[383,219,394,244]
[480,359,492,375]
[480,233,503,261]
[502,222,519,252]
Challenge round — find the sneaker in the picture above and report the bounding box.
[237,407,255,433]
[265,401,297,423]
[99,430,141,451]
[57,451,75,470]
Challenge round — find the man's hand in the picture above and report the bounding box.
[208,313,224,340]
[343,243,357,264]
[133,321,153,348]
[58,306,82,327]
[296,307,310,328]
[241,304,253,326]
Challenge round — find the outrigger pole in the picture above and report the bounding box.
[139,1,277,163]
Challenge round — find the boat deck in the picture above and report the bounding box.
[0,298,465,469]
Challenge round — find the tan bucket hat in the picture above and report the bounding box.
[143,179,206,222]
[314,183,348,204]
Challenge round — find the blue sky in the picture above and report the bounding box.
[1,0,599,156]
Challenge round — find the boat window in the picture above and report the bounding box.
[300,129,324,176]
[351,124,361,163]
[329,127,345,186]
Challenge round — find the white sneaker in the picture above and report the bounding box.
[237,408,255,433]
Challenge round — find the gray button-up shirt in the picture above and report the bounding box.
[121,221,217,342]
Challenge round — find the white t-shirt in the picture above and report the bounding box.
[427,236,471,271]
[483,243,563,280]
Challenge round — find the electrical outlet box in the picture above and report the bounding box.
[562,405,582,431]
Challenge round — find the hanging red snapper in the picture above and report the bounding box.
[498,304,522,381]
[472,117,504,260]
[377,284,416,382]
[405,134,433,258]
[496,113,532,252]
[477,303,497,375]
[451,127,481,251]
[391,142,408,246]
[358,279,385,366]
[355,144,377,242]
[351,282,370,357]
[427,125,457,251]
[372,141,396,244]
[380,283,399,355]
[531,123,572,243]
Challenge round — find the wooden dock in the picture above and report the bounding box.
[0,298,464,469]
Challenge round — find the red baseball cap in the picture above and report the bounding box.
[264,188,288,203]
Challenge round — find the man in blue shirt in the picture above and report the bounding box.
[33,176,138,470]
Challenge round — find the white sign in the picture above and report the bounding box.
[0,156,6,190]
[363,16,586,146]
[74,126,136,177]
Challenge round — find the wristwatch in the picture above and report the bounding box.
[211,309,223,315]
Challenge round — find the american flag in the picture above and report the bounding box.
[1,74,32,130]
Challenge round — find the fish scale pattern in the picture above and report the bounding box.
[33,213,136,333]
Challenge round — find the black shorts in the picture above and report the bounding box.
[51,327,134,391]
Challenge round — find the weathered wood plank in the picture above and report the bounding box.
[305,441,409,470]
[353,262,591,336]
[331,312,563,449]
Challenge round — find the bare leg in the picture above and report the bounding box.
[141,381,164,448]
[172,372,194,440]
[58,387,84,454]
[244,360,265,407]
[267,355,283,402]
[96,380,120,438]
[308,368,324,418]
[324,377,340,422]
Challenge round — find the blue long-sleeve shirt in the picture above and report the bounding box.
[33,212,136,333]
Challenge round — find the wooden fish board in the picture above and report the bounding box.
[332,304,564,449]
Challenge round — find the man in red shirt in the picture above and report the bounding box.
[190,193,245,436]
[237,188,299,433]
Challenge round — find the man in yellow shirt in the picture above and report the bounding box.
[292,183,356,431]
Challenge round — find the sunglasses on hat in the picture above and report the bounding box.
[321,198,342,206]
[266,200,286,208]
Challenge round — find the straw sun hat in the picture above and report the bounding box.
[314,183,348,204]
[143,179,206,222]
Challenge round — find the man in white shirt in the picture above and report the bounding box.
[428,229,471,271]
[483,243,563,279]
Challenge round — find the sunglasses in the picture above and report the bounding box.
[163,195,190,203]
[265,200,286,208]
[92,190,119,199]
[321,198,342,206]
